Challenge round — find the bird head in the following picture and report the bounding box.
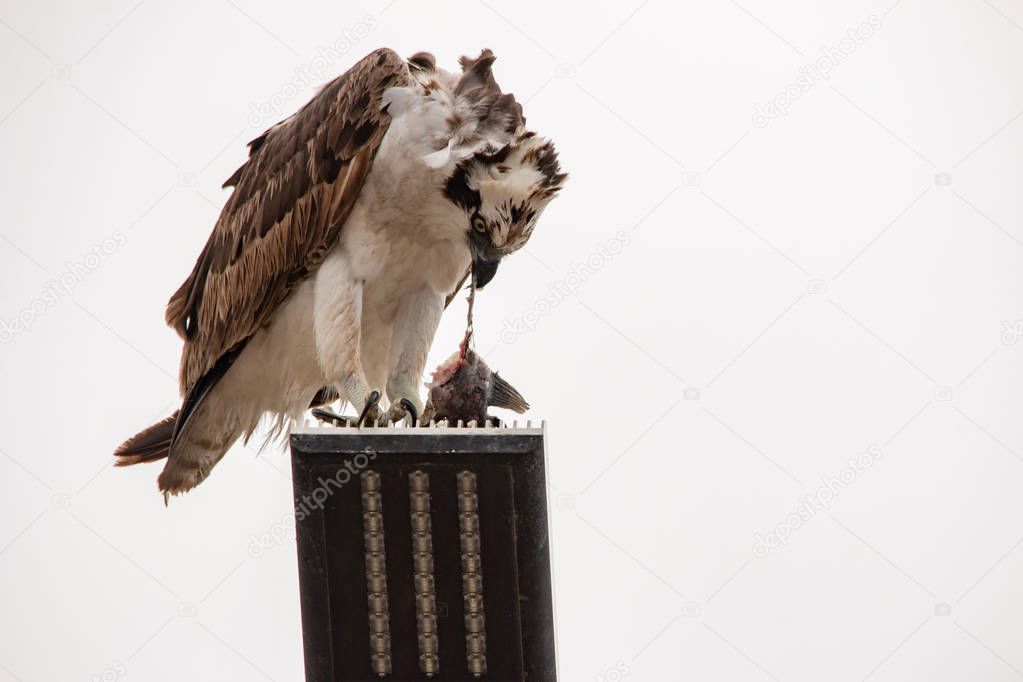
[444,132,567,288]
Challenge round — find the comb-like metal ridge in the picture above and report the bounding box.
[409,471,439,676]
[458,471,487,677]
[302,415,543,431]
[361,471,391,676]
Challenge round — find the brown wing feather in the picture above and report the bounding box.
[166,48,412,391]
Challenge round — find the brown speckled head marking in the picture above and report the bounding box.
[446,134,567,257]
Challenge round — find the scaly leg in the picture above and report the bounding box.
[384,288,444,424]
[313,252,381,423]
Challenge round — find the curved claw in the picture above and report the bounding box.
[312,407,347,426]
[357,390,381,427]
[399,398,418,427]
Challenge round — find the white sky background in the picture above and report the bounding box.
[2,0,1023,680]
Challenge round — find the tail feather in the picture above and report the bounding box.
[114,411,178,466]
[490,372,529,413]
[156,435,231,498]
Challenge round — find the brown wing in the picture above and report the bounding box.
[166,48,412,392]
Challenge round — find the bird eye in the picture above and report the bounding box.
[472,216,487,233]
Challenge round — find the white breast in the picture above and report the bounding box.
[340,83,474,296]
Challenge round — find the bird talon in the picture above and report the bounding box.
[399,398,418,427]
[312,407,348,426]
[357,390,381,427]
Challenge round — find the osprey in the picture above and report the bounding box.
[114,48,566,496]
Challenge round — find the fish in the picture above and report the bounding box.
[422,336,529,425]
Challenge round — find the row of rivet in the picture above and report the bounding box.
[361,471,391,676]
[458,471,487,677]
[409,471,440,676]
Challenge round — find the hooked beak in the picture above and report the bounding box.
[469,237,501,289]
[472,255,500,289]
